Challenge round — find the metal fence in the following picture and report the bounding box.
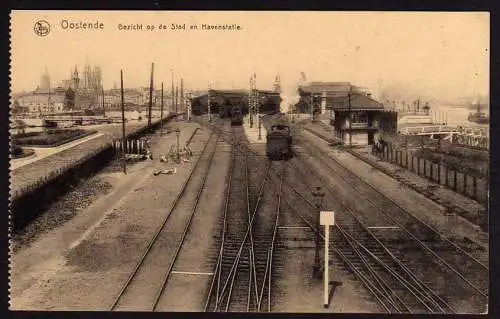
[375,143,488,205]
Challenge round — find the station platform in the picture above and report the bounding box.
[241,114,267,144]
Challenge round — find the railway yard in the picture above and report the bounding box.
[10,114,489,313]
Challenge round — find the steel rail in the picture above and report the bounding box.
[257,164,285,312]
[151,135,219,311]
[302,127,488,271]
[267,165,285,312]
[212,125,263,312]
[335,224,407,312]
[198,118,461,312]
[339,226,448,313]
[214,162,272,310]
[276,157,455,313]
[337,223,436,313]
[263,164,398,312]
[202,122,243,311]
[244,146,259,310]
[204,128,235,311]
[205,124,424,312]
[297,138,487,298]
[288,156,456,313]
[109,130,216,311]
[207,124,456,312]
[274,180,393,313]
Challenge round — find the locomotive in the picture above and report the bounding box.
[266,124,293,160]
[230,105,243,126]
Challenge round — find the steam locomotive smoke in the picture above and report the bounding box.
[279,71,305,113]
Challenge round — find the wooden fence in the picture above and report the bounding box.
[112,138,149,155]
[375,143,488,205]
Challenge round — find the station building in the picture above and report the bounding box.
[297,82,397,146]
[190,89,281,116]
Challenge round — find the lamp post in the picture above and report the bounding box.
[175,128,180,162]
[120,69,127,175]
[186,92,192,122]
[312,186,325,279]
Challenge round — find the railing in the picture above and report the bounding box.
[350,122,369,129]
[400,125,458,135]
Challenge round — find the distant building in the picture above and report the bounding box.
[298,81,397,145]
[104,89,144,109]
[40,70,50,91]
[64,64,103,110]
[191,89,281,116]
[15,86,66,114]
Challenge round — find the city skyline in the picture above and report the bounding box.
[11,11,489,103]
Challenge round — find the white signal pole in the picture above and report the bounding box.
[320,211,335,308]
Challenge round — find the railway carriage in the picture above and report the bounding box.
[266,124,293,160]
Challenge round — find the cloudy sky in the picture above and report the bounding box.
[11,11,489,102]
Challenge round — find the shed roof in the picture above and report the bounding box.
[327,93,384,111]
[299,82,352,93]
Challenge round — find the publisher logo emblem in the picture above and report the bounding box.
[34,20,50,37]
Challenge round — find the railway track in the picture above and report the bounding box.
[108,131,219,311]
[264,159,452,313]
[305,123,488,232]
[195,117,487,313]
[204,124,286,312]
[293,132,488,313]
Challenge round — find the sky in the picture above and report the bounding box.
[11,11,489,104]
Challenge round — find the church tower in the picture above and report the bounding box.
[273,74,281,93]
[72,66,80,90]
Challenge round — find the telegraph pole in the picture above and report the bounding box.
[148,63,154,126]
[255,72,262,140]
[160,82,164,135]
[120,69,127,174]
[348,87,352,147]
[186,91,192,121]
[310,94,314,121]
[180,78,184,115]
[175,86,178,114]
[249,73,255,128]
[171,69,174,114]
[102,84,105,117]
[208,82,212,122]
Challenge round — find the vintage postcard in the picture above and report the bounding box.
[9,11,489,313]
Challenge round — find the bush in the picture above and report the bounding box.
[10,144,23,156]
[14,129,95,147]
[13,131,40,138]
[10,145,35,159]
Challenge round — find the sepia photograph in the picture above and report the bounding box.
[9,11,489,313]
